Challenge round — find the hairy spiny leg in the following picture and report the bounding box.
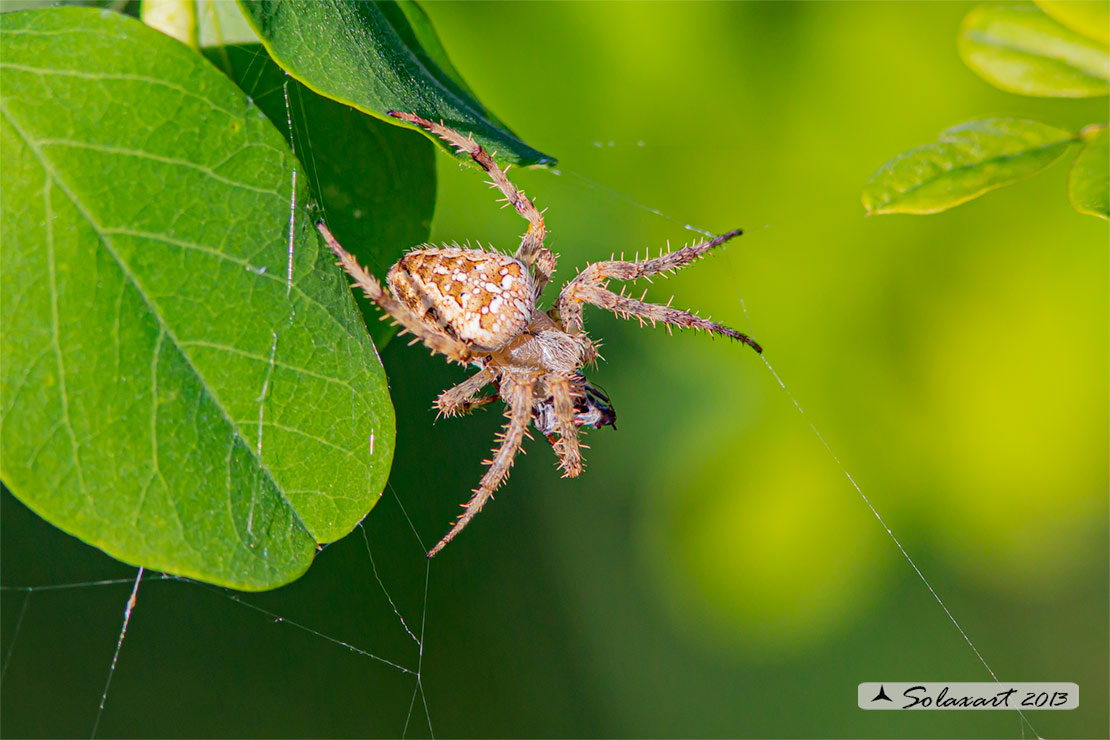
[555,229,761,352]
[427,379,535,558]
[546,374,583,477]
[315,221,474,364]
[436,368,498,419]
[388,111,556,297]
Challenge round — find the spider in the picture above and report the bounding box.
[316,111,761,558]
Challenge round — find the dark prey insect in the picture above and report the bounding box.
[316,111,762,558]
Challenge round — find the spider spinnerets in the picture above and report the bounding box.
[316,111,761,558]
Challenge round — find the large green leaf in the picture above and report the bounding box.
[1036,0,1110,45]
[1069,125,1110,219]
[206,43,435,346]
[0,7,395,590]
[392,0,487,112]
[236,0,554,166]
[959,3,1110,97]
[862,118,1077,215]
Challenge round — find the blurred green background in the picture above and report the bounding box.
[2,1,1107,737]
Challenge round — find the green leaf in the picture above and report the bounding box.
[141,0,198,49]
[206,43,436,347]
[863,118,1077,215]
[0,7,395,591]
[196,0,260,47]
[236,0,555,166]
[1069,125,1110,219]
[392,0,487,113]
[959,3,1110,97]
[1036,0,1110,45]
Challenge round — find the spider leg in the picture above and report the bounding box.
[567,229,743,291]
[316,221,473,365]
[554,229,760,351]
[436,367,498,418]
[427,379,535,558]
[388,111,556,297]
[546,374,583,477]
[567,285,761,352]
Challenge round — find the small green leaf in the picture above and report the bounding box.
[1036,0,1110,45]
[1069,125,1110,219]
[207,43,436,347]
[141,0,198,49]
[0,7,395,590]
[863,118,1077,215]
[196,0,259,47]
[959,3,1110,97]
[236,0,554,166]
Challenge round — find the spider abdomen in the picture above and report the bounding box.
[387,248,535,350]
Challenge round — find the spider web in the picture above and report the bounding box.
[0,47,1088,740]
[509,147,1064,738]
[0,488,435,738]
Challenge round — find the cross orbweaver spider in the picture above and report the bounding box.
[316,111,761,558]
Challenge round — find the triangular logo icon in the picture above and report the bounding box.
[872,685,893,702]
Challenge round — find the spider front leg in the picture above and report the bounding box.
[316,221,474,365]
[435,367,498,418]
[555,230,761,352]
[388,111,556,297]
[427,378,535,558]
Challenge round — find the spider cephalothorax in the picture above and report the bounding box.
[316,111,761,557]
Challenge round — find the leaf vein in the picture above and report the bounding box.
[0,100,317,544]
[0,62,244,119]
[97,226,368,348]
[176,339,359,393]
[43,176,91,509]
[37,139,285,198]
[248,419,363,461]
[878,137,1075,208]
[965,30,1109,82]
